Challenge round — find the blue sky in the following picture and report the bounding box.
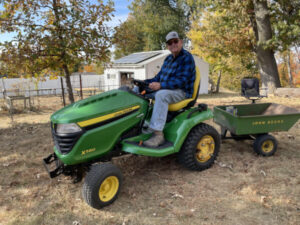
[101,0,132,27]
[0,0,132,43]
[108,0,132,26]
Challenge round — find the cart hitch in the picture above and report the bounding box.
[187,104,208,118]
[43,153,64,178]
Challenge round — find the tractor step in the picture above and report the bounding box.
[125,140,173,149]
[122,134,175,157]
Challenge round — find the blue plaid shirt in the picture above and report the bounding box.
[145,48,196,98]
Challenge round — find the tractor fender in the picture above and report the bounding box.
[163,108,214,152]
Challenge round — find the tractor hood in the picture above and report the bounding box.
[51,89,147,127]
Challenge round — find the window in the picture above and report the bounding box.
[107,74,116,79]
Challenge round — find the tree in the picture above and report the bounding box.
[0,42,49,78]
[188,8,257,91]
[188,0,300,93]
[277,51,300,87]
[113,0,195,57]
[113,16,145,59]
[251,0,281,93]
[0,0,114,103]
[269,0,300,52]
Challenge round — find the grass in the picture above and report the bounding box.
[0,93,299,225]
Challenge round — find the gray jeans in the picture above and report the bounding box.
[133,86,186,131]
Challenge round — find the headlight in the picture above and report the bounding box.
[56,123,82,134]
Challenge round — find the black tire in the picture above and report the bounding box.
[253,134,277,156]
[82,163,123,209]
[178,123,220,171]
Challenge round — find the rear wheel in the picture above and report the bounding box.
[82,163,123,209]
[178,123,220,171]
[253,134,277,156]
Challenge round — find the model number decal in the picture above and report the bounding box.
[77,105,140,127]
[81,148,96,155]
[252,120,284,125]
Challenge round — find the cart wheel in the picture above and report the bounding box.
[253,134,277,156]
[82,163,123,209]
[178,123,220,171]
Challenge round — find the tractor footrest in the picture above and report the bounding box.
[125,140,173,149]
[43,153,64,178]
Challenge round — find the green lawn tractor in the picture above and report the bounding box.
[43,68,221,209]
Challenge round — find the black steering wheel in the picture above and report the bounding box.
[132,79,155,95]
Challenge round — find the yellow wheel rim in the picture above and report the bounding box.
[196,135,215,163]
[99,176,119,202]
[261,140,274,153]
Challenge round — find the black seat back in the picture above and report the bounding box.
[241,78,260,97]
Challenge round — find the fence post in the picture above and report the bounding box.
[60,77,66,106]
[1,77,6,99]
[79,74,83,99]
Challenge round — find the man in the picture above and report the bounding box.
[142,31,196,147]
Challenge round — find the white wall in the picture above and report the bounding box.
[104,68,119,91]
[145,55,168,79]
[104,67,146,91]
[194,56,209,94]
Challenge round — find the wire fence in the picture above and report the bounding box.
[0,84,122,118]
[1,85,120,98]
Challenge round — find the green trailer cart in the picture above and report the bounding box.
[213,103,300,156]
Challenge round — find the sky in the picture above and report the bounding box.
[107,0,132,27]
[0,0,132,43]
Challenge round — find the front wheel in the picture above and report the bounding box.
[253,134,277,156]
[82,163,123,209]
[178,123,220,171]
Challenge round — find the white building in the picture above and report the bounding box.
[104,50,209,94]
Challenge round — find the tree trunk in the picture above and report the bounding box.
[253,0,281,94]
[295,45,300,64]
[216,71,222,93]
[287,51,293,87]
[53,0,74,103]
[63,64,74,103]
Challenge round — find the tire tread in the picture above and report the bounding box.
[82,163,123,209]
[178,123,220,171]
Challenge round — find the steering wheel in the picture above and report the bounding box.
[132,79,154,95]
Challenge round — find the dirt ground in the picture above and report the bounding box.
[0,93,299,225]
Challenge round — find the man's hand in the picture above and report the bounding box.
[149,82,161,91]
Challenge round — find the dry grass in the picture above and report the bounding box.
[0,93,300,225]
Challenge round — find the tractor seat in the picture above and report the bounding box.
[167,67,201,111]
[241,77,260,97]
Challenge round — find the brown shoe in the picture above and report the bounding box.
[144,131,165,148]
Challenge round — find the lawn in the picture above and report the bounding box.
[0,93,299,225]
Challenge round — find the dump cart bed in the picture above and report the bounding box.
[213,103,300,135]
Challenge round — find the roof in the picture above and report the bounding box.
[71,72,100,76]
[114,52,161,64]
[113,50,170,67]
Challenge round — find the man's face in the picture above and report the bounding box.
[167,38,183,55]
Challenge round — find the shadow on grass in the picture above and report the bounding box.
[199,91,241,99]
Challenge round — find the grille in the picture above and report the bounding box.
[51,124,83,154]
